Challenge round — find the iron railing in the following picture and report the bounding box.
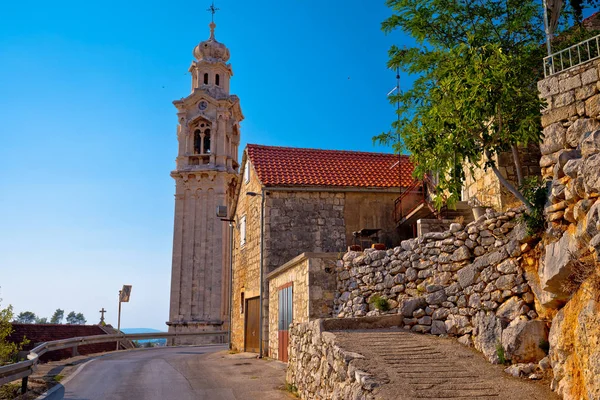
[0,330,227,390]
[394,179,426,223]
[544,33,600,77]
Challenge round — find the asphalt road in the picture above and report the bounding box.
[45,346,291,400]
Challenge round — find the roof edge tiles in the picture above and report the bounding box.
[245,144,414,188]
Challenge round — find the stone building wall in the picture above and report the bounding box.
[537,58,600,399]
[263,191,347,273]
[334,209,549,365]
[267,253,338,360]
[343,192,401,248]
[462,145,541,211]
[231,161,264,352]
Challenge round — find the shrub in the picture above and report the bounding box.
[518,177,548,236]
[285,383,299,397]
[369,295,390,312]
[496,343,507,364]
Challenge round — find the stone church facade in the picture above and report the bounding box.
[166,21,242,343]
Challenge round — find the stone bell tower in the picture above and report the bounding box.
[167,20,243,343]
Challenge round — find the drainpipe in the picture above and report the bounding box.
[228,220,234,349]
[246,189,266,358]
[258,188,265,358]
[219,215,236,349]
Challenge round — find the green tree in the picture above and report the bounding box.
[0,299,28,365]
[50,309,64,324]
[35,317,48,324]
[376,0,598,211]
[66,312,86,325]
[14,311,37,324]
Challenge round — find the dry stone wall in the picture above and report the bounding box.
[287,320,377,400]
[538,58,600,400]
[287,317,401,400]
[334,209,549,364]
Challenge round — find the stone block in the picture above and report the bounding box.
[541,105,577,127]
[457,264,479,289]
[541,123,567,155]
[575,84,597,101]
[399,297,427,317]
[502,318,548,363]
[554,91,575,107]
[586,94,600,118]
[538,76,559,98]
[582,67,599,85]
[540,232,579,305]
[581,129,600,158]
[495,296,525,321]
[560,75,582,92]
[472,311,503,364]
[451,245,471,262]
[431,320,447,335]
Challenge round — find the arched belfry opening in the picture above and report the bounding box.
[204,129,211,154]
[191,120,212,154]
[194,129,202,154]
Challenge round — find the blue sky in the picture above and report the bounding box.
[0,0,413,329]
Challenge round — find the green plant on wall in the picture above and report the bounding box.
[519,177,548,236]
[496,342,507,364]
[369,295,391,312]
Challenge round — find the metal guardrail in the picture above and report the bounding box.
[544,33,600,77]
[0,330,227,389]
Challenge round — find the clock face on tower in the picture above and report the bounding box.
[198,101,208,111]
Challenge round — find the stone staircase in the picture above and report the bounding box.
[333,329,558,400]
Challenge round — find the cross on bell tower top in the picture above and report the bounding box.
[207,1,219,23]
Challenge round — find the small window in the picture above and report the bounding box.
[244,162,250,183]
[203,73,209,85]
[240,292,245,314]
[215,74,220,86]
[240,215,246,246]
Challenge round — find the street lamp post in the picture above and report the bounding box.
[117,285,132,350]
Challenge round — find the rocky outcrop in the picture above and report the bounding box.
[549,279,600,400]
[334,210,549,365]
[538,58,600,399]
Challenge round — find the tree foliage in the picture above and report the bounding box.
[66,312,86,325]
[50,309,64,324]
[376,0,598,210]
[0,299,28,365]
[14,311,37,324]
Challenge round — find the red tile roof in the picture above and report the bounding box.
[246,144,414,188]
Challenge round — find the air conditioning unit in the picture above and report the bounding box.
[216,205,228,218]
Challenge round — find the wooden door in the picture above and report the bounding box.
[245,297,260,353]
[278,284,293,362]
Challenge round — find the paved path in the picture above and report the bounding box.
[43,346,291,400]
[334,329,560,400]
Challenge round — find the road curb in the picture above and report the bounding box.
[35,357,97,400]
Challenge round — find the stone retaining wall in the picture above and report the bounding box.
[286,316,402,400]
[334,209,549,364]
